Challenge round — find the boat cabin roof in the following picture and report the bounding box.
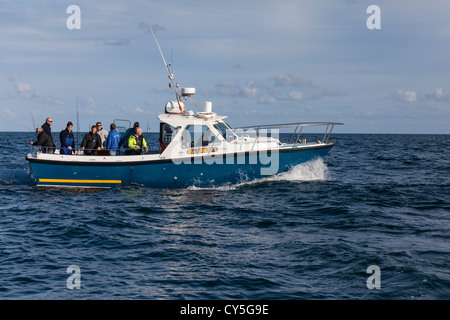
[157,113,228,128]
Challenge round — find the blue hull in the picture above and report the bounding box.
[27,145,333,188]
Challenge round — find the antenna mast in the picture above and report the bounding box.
[149,26,183,112]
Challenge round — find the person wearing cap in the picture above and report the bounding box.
[30,127,54,153]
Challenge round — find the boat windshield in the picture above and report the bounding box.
[213,122,236,142]
[113,119,132,134]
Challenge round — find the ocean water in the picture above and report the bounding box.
[0,132,449,300]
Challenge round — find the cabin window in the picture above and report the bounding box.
[213,122,236,142]
[161,123,175,143]
[159,123,176,153]
[182,125,216,149]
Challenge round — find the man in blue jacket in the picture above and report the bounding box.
[105,123,121,156]
[60,121,75,155]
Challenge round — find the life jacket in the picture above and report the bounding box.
[120,128,132,149]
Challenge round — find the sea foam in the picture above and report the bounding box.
[188,158,329,191]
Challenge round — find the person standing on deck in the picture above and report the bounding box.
[105,123,121,156]
[126,127,148,155]
[119,121,139,150]
[60,121,75,155]
[41,117,56,153]
[96,122,108,148]
[81,125,102,155]
[30,127,54,153]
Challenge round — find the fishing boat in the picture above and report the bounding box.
[26,30,343,189]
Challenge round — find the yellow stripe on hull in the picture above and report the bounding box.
[39,179,122,184]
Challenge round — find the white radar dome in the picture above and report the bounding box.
[165,101,185,114]
[181,88,196,96]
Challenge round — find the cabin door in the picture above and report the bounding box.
[159,122,174,153]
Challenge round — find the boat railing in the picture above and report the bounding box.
[29,146,159,156]
[231,122,343,146]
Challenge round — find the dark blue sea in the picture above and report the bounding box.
[0,132,449,300]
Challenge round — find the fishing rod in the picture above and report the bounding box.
[149,26,184,112]
[31,110,36,130]
[76,99,80,150]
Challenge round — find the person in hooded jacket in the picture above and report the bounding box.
[60,121,75,155]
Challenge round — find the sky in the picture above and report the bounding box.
[1,0,449,133]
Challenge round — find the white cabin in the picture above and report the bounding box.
[158,104,281,161]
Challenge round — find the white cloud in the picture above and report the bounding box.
[393,89,419,103]
[1,1,449,133]
[9,73,65,106]
[138,22,165,34]
[216,81,264,99]
[427,88,449,101]
[392,88,449,103]
[216,82,236,96]
[434,88,444,99]
[8,72,19,82]
[3,107,16,118]
[16,82,39,99]
[258,96,277,104]
[78,97,96,111]
[270,74,313,88]
[143,99,155,106]
[239,82,260,98]
[288,90,305,101]
[214,73,342,105]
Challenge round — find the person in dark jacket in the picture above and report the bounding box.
[41,117,56,151]
[81,125,102,155]
[30,127,54,153]
[60,121,75,155]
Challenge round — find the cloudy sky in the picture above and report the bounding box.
[1,0,449,133]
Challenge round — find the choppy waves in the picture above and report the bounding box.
[1,133,450,299]
[0,168,34,186]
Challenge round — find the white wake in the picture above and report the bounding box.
[187,158,329,191]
